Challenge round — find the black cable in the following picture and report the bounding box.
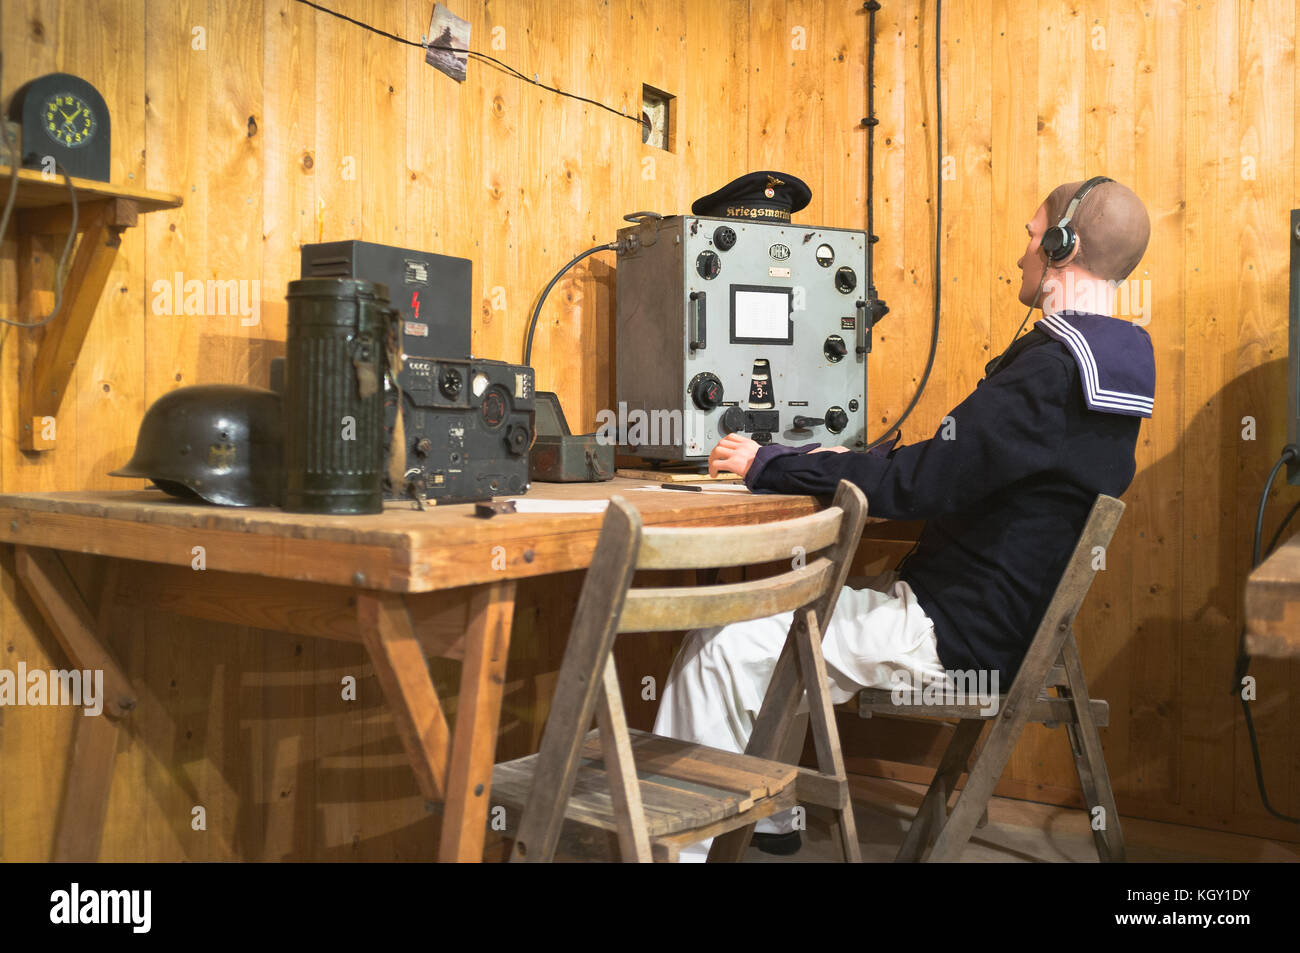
[865,1,878,281]
[1253,450,1295,567]
[984,264,1049,378]
[523,242,618,370]
[1265,499,1300,557]
[1237,444,1300,825]
[0,87,80,328]
[864,0,941,450]
[293,0,640,126]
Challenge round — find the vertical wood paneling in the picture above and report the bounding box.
[0,0,76,862]
[1057,0,1140,797]
[1183,0,1240,825]
[1231,0,1295,827]
[2,0,1299,860]
[866,0,907,441]
[257,0,318,858]
[1128,0,1185,809]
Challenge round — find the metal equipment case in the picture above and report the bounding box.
[615,215,870,462]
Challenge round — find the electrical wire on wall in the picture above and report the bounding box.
[863,0,943,451]
[0,51,80,329]
[293,0,642,126]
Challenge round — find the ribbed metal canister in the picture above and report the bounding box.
[283,278,391,514]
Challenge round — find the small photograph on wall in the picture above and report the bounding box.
[425,3,471,83]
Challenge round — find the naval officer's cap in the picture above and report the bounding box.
[691,171,812,223]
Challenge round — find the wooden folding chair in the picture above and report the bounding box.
[857,494,1127,862]
[492,479,869,862]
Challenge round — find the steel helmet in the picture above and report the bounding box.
[110,384,283,507]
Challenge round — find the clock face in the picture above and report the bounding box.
[42,93,96,149]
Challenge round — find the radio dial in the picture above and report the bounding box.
[835,266,858,294]
[696,250,721,280]
[825,406,849,433]
[824,335,848,363]
[689,372,724,411]
[438,367,462,399]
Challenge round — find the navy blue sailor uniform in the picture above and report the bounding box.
[743,310,1156,683]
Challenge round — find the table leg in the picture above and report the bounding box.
[355,591,451,803]
[11,549,133,860]
[439,580,516,863]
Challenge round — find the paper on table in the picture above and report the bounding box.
[500,498,610,513]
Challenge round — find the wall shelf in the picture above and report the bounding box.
[2,164,182,451]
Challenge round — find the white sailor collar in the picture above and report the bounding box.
[1034,311,1155,418]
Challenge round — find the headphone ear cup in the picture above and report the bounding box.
[1041,225,1073,262]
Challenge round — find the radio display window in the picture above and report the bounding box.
[729,285,794,345]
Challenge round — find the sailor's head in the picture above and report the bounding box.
[1017,179,1151,311]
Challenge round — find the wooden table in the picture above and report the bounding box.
[0,479,904,861]
[1244,536,1300,658]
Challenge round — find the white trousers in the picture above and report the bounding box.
[651,575,945,861]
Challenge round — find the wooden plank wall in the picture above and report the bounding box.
[0,0,1296,860]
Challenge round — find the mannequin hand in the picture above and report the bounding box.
[709,433,760,478]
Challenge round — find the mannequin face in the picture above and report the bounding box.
[1017,203,1053,308]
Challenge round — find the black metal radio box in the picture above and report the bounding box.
[385,356,536,504]
[300,240,472,360]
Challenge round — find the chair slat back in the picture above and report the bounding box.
[618,557,837,633]
[616,480,869,636]
[634,507,844,570]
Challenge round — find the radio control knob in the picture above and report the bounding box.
[825,406,849,433]
[438,367,462,399]
[506,423,530,456]
[834,266,858,294]
[713,226,737,251]
[824,335,848,362]
[414,437,433,457]
[690,372,724,411]
[720,406,747,435]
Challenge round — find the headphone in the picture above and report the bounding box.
[1039,175,1112,263]
[984,175,1113,378]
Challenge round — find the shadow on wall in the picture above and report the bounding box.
[1071,353,1298,834]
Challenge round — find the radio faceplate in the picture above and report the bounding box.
[615,215,870,462]
[385,357,535,504]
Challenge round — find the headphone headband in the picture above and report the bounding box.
[1042,175,1113,263]
[1057,175,1113,228]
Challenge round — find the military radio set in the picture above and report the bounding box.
[298,241,535,508]
[615,210,873,462]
